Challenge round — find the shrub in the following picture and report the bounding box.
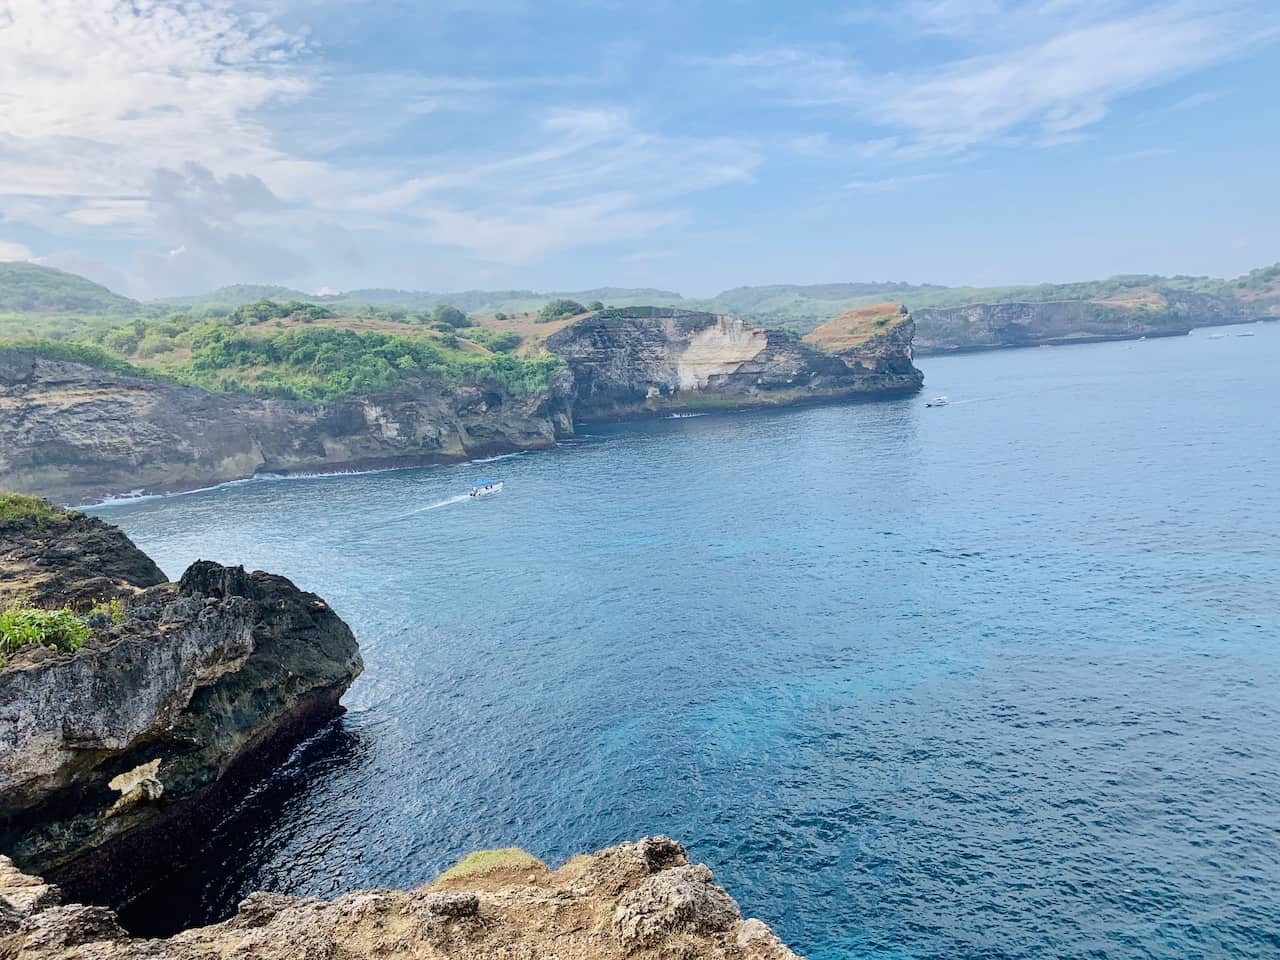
[87,597,127,626]
[493,312,508,322]
[587,300,604,311]
[537,299,584,323]
[0,492,63,524]
[432,305,469,329]
[0,605,92,664]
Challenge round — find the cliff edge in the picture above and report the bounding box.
[545,305,922,419]
[0,504,363,906]
[0,837,800,960]
[0,350,573,505]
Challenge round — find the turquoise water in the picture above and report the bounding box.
[95,324,1280,959]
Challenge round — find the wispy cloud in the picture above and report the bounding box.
[712,2,1279,156]
[844,173,940,191]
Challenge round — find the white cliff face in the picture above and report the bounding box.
[676,316,770,391]
[545,307,923,419]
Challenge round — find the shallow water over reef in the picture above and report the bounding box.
[96,324,1280,959]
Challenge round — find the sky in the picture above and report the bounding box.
[0,0,1277,299]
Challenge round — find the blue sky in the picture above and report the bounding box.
[0,0,1277,298]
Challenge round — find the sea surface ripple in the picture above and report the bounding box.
[96,324,1280,959]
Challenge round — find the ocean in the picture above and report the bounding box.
[94,323,1280,959]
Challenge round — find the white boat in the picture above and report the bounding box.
[1237,331,1256,337]
[468,480,503,498]
[926,396,948,407]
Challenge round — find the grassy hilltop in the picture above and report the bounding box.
[1,261,1276,397]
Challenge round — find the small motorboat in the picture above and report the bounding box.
[469,480,504,498]
[926,396,948,408]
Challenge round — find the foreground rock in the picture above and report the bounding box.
[0,508,363,906]
[0,837,801,960]
[0,350,574,505]
[546,304,922,419]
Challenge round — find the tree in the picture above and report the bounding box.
[537,299,585,323]
[432,304,468,328]
[494,311,508,322]
[587,300,604,311]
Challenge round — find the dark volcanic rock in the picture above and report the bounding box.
[0,515,362,907]
[545,307,922,419]
[0,510,165,610]
[0,350,574,505]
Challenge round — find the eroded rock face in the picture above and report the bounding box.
[0,838,803,960]
[0,351,574,505]
[545,307,922,419]
[911,292,1250,354]
[0,515,362,907]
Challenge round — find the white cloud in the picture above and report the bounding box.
[0,0,310,200]
[0,239,31,261]
[844,174,940,191]
[714,2,1279,155]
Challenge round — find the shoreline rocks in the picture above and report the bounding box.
[0,510,362,908]
[0,837,802,960]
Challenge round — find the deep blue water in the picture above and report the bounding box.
[94,324,1280,959]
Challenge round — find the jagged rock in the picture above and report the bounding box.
[0,840,803,960]
[612,863,741,945]
[0,514,363,908]
[414,892,479,918]
[546,307,922,419]
[0,511,164,610]
[0,857,61,917]
[11,904,126,952]
[0,350,574,505]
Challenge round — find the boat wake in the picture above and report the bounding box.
[404,494,470,515]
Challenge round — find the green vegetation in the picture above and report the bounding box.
[432,848,545,885]
[0,262,141,316]
[87,597,128,625]
[432,304,469,329]
[1,305,563,403]
[537,298,585,322]
[0,492,65,524]
[464,328,522,353]
[0,604,92,665]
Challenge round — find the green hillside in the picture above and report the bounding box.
[0,262,140,316]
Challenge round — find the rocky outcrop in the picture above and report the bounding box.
[0,350,574,505]
[545,306,922,419]
[0,511,362,907]
[0,511,164,610]
[0,837,801,960]
[912,293,1252,354]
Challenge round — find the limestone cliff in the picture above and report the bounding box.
[0,837,801,960]
[0,509,362,906]
[545,306,922,419]
[0,350,574,505]
[911,291,1248,354]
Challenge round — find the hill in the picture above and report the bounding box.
[0,262,140,316]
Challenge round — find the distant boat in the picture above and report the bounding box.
[1237,331,1256,337]
[469,480,504,498]
[1208,333,1227,339]
[926,396,948,408]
